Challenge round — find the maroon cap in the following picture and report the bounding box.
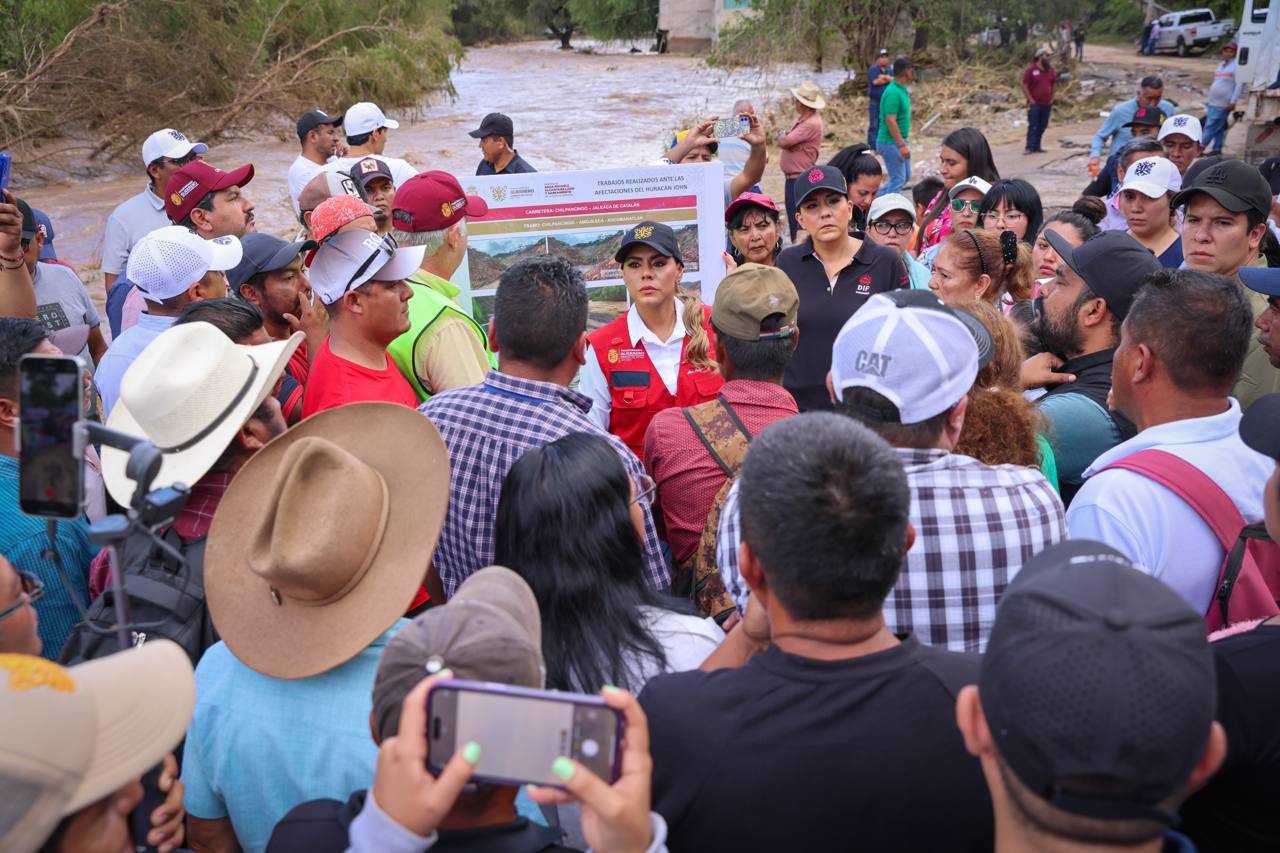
[725,191,779,224]
[165,161,255,224]
[390,171,489,236]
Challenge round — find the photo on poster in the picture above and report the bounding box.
[546,230,624,282]
[466,236,548,291]
[586,284,629,331]
[672,225,700,273]
[471,291,497,328]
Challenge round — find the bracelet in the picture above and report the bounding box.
[0,253,22,264]
[0,262,24,271]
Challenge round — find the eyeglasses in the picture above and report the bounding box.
[950,199,982,214]
[0,571,44,622]
[988,210,1026,224]
[163,151,200,168]
[871,220,913,235]
[632,474,657,506]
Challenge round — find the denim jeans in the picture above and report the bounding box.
[1026,103,1051,151]
[1202,105,1230,153]
[868,99,881,146]
[783,176,799,240]
[876,141,911,195]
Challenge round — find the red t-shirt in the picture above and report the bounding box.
[302,338,418,418]
[1023,63,1057,106]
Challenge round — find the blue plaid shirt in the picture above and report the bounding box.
[422,370,669,596]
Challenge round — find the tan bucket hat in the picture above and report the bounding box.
[0,641,194,852]
[791,80,826,110]
[102,322,303,505]
[205,402,450,680]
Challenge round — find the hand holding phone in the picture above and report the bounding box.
[710,117,750,139]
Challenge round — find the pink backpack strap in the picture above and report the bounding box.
[1098,449,1244,550]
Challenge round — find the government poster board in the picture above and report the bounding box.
[454,163,727,330]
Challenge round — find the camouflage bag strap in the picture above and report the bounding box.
[679,397,751,624]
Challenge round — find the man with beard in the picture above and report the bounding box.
[1022,230,1162,503]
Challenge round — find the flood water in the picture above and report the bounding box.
[25,41,850,298]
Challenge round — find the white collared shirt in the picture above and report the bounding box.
[1067,400,1272,614]
[579,301,687,430]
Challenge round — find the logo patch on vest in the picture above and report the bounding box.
[855,350,893,376]
[608,349,620,364]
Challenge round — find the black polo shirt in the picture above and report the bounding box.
[476,151,537,176]
[778,236,908,411]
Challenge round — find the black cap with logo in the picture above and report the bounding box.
[1240,392,1280,460]
[350,156,395,190]
[1045,230,1161,321]
[1123,106,1166,129]
[1170,158,1272,219]
[981,538,1215,827]
[794,164,849,207]
[614,221,682,264]
[468,113,515,141]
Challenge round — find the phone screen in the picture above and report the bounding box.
[18,354,84,519]
[0,153,10,192]
[428,682,621,787]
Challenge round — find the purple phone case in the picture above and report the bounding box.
[425,679,625,790]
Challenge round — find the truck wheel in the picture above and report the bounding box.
[1177,37,1188,57]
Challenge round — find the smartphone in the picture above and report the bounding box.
[710,116,750,139]
[0,152,10,191]
[17,354,85,519]
[427,680,623,788]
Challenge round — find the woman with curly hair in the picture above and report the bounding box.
[951,299,1059,493]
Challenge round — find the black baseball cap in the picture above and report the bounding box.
[1259,157,1280,196]
[982,539,1215,826]
[794,164,849,207]
[350,156,395,190]
[1170,158,1272,219]
[14,198,36,241]
[1123,106,1166,129]
[1240,393,1280,459]
[468,112,514,140]
[296,109,342,143]
[614,221,682,264]
[1045,229,1161,321]
[227,233,317,290]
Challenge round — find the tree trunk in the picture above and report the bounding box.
[555,27,573,49]
[912,22,930,53]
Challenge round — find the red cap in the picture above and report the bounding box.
[390,171,489,235]
[725,191,779,224]
[164,161,254,224]
[310,195,379,243]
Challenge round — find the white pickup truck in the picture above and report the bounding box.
[1153,8,1236,56]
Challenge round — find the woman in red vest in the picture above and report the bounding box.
[580,220,724,456]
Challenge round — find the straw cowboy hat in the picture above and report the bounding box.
[791,80,826,110]
[102,322,303,505]
[204,402,450,679]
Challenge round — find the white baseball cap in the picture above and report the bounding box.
[868,193,916,223]
[125,225,243,303]
[309,229,397,304]
[1118,156,1182,198]
[831,290,979,424]
[0,642,194,852]
[1158,114,1203,142]
[140,128,208,168]
[344,102,400,136]
[948,175,993,200]
[371,244,426,282]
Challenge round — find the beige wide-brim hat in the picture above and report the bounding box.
[204,402,450,680]
[791,80,826,110]
[102,323,303,506]
[0,641,194,853]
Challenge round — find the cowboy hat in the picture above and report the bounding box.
[791,80,826,110]
[204,402,450,679]
[102,323,302,505]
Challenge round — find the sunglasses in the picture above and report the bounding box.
[871,220,913,235]
[950,199,983,213]
[343,233,398,295]
[0,570,44,622]
[632,473,657,506]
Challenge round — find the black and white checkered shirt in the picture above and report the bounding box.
[718,447,1066,652]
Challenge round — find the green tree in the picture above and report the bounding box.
[568,0,657,42]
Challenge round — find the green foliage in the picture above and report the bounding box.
[452,0,533,45]
[568,0,657,41]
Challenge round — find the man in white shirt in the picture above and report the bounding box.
[323,102,418,189]
[1067,268,1273,615]
[287,109,344,216]
[100,129,207,334]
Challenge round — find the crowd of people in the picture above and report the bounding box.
[1,53,1280,853]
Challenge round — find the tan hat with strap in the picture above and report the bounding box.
[790,80,826,110]
[205,402,450,679]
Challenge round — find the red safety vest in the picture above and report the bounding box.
[588,306,724,456]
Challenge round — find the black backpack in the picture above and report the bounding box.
[59,527,217,667]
